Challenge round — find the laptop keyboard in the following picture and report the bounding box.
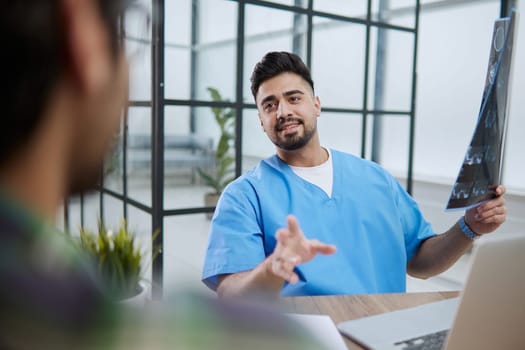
[393,329,448,350]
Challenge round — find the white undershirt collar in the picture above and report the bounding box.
[289,148,333,198]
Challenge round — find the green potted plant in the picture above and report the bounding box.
[77,219,159,305]
[198,87,236,217]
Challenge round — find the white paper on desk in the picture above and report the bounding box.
[286,313,347,350]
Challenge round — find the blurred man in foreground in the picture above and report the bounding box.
[0,1,321,349]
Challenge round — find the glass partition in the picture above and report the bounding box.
[69,0,422,296]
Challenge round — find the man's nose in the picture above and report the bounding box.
[277,101,291,119]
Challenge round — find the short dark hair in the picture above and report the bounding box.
[250,51,314,102]
[0,0,127,167]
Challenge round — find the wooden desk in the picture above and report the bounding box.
[283,291,459,349]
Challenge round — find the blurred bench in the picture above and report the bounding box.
[127,134,215,182]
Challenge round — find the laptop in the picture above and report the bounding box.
[337,233,525,349]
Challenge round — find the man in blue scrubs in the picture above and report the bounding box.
[202,51,507,297]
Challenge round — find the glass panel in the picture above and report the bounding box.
[165,106,192,135]
[365,114,376,160]
[383,29,414,111]
[82,193,101,233]
[311,18,366,109]
[244,5,307,102]
[126,205,153,287]
[164,0,191,100]
[195,0,237,101]
[127,107,152,207]
[164,105,236,210]
[164,184,212,211]
[199,0,238,45]
[65,197,81,235]
[367,27,413,111]
[128,44,151,101]
[104,118,125,194]
[372,0,416,28]
[124,0,152,52]
[102,194,125,231]
[313,0,367,19]
[375,115,409,177]
[164,106,195,188]
[194,0,238,101]
[318,113,363,157]
[125,0,152,102]
[242,108,276,172]
[165,0,191,46]
[195,44,237,101]
[164,106,209,209]
[164,0,237,101]
[66,192,100,234]
[163,215,214,295]
[165,48,192,100]
[126,205,152,240]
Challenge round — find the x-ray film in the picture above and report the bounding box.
[446,11,517,211]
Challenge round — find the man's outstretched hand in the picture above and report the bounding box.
[268,215,336,284]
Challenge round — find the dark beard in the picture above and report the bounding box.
[272,118,316,151]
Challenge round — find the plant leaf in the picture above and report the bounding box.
[197,168,221,193]
[216,157,234,179]
[216,134,230,160]
[207,87,222,102]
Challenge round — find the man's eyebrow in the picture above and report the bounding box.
[259,90,305,107]
[283,89,305,97]
[259,94,276,107]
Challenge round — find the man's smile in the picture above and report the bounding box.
[276,118,303,134]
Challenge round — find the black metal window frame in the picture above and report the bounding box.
[65,0,421,299]
[65,0,511,299]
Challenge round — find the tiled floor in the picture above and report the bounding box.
[64,173,525,297]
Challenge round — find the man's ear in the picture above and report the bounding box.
[61,0,112,94]
[314,96,321,117]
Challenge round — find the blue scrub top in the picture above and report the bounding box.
[202,150,435,296]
